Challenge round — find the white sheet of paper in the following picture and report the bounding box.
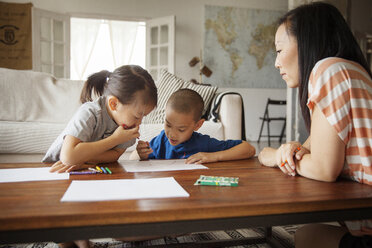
[121,159,208,172]
[61,177,189,202]
[0,167,69,183]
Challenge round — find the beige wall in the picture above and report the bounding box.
[6,0,287,81]
[6,0,288,142]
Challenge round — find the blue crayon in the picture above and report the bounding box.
[100,167,107,174]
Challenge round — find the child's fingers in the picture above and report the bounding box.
[65,165,78,173]
[186,155,202,164]
[185,156,195,164]
[57,164,71,173]
[137,141,148,148]
[49,161,63,172]
[139,149,153,157]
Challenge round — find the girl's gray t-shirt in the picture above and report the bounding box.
[42,96,135,162]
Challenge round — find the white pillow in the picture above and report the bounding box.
[0,68,84,123]
[182,80,218,117]
[143,70,184,124]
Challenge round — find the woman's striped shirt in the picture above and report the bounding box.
[307,57,372,236]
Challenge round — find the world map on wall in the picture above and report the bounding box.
[203,5,286,88]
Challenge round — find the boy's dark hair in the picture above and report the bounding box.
[80,65,157,107]
[278,2,372,132]
[166,89,204,121]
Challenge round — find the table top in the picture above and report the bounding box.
[1,158,372,233]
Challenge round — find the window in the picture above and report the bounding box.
[70,18,145,80]
[32,9,174,80]
[32,8,70,78]
[146,16,175,81]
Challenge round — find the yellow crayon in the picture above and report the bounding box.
[96,166,103,173]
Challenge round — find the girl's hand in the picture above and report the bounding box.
[113,125,140,144]
[275,142,308,176]
[49,160,90,173]
[136,140,153,160]
[186,152,217,164]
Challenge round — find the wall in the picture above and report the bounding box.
[6,0,288,141]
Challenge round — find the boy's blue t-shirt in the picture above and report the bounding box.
[148,130,242,159]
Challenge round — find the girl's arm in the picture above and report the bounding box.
[49,146,125,173]
[60,126,139,166]
[87,147,125,163]
[295,105,345,182]
[186,141,256,164]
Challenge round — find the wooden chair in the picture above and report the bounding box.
[257,98,286,146]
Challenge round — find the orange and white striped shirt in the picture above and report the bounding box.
[307,57,372,235]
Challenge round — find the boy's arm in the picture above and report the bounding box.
[186,141,256,164]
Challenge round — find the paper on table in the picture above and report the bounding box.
[0,167,69,183]
[121,159,208,172]
[61,177,189,202]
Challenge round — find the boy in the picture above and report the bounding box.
[132,89,255,163]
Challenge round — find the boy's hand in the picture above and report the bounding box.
[136,140,153,160]
[186,152,217,164]
[49,160,90,173]
[112,125,140,144]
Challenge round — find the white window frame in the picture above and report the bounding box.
[32,8,70,78]
[146,15,175,81]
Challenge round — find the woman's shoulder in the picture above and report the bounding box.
[312,57,368,78]
[310,57,371,90]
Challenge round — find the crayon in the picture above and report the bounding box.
[96,166,103,173]
[105,167,112,174]
[69,171,98,175]
[100,167,107,174]
[88,168,100,173]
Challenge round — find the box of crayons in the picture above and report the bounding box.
[194,175,239,187]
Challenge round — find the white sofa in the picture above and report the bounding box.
[0,68,243,163]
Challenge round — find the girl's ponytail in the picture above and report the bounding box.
[80,70,111,103]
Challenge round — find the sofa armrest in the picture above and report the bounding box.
[213,93,243,140]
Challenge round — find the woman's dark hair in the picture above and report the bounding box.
[278,2,372,131]
[80,65,157,107]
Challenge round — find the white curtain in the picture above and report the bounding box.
[70,18,101,80]
[108,20,139,68]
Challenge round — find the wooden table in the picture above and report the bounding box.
[0,158,371,247]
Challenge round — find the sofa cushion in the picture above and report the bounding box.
[182,80,218,118]
[0,121,66,153]
[0,68,84,123]
[143,70,218,124]
[143,70,184,124]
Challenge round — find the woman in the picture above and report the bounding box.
[258,2,372,248]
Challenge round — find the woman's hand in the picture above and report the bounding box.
[186,152,218,164]
[49,160,91,173]
[275,142,309,176]
[136,140,153,160]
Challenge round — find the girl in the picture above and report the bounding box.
[257,2,371,248]
[43,65,157,173]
